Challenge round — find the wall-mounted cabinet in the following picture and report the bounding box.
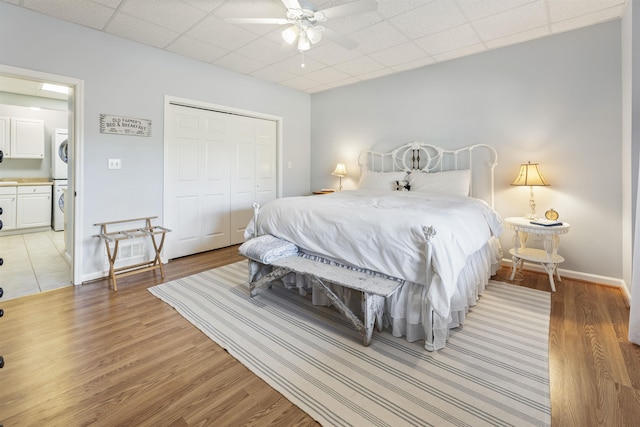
[0,117,45,159]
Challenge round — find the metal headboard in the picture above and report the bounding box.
[357,142,498,207]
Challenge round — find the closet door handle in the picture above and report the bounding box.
[0,149,3,163]
[0,219,3,230]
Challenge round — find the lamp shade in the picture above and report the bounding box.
[282,25,299,44]
[332,163,347,177]
[306,25,324,44]
[297,32,311,51]
[511,161,548,186]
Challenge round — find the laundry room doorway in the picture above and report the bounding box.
[0,64,84,292]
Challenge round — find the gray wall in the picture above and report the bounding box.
[0,3,311,282]
[311,21,623,282]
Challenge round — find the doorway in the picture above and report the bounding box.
[0,65,83,298]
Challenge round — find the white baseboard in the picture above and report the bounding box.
[500,258,627,290]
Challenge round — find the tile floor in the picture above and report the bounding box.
[0,229,71,301]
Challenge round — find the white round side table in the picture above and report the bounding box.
[504,217,571,292]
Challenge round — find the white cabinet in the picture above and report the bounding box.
[10,118,45,159]
[0,116,9,159]
[0,186,17,232]
[0,117,45,159]
[17,185,51,229]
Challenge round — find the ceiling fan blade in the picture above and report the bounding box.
[224,17,290,25]
[319,0,378,20]
[323,27,358,50]
[281,0,302,10]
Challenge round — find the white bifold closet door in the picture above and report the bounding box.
[166,104,276,260]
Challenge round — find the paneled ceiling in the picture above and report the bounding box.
[1,0,629,93]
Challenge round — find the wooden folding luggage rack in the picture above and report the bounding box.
[95,216,170,291]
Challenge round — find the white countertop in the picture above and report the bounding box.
[0,179,53,187]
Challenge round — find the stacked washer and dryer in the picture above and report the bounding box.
[52,129,68,231]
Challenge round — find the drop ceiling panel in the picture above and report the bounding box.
[213,52,267,75]
[234,37,298,64]
[549,0,624,22]
[250,65,298,83]
[1,0,628,94]
[187,15,260,50]
[106,13,180,49]
[348,20,409,54]
[21,0,115,30]
[119,0,205,33]
[455,0,536,21]
[369,41,430,67]
[390,0,468,39]
[334,55,386,76]
[414,23,481,56]
[551,5,625,33]
[474,1,550,42]
[166,36,230,63]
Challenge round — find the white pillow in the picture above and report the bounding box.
[358,171,408,191]
[407,170,471,196]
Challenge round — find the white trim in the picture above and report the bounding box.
[500,258,627,292]
[0,64,84,285]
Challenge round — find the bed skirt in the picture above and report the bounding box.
[248,237,503,351]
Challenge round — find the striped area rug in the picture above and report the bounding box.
[149,261,551,427]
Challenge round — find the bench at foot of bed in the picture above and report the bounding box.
[249,256,402,347]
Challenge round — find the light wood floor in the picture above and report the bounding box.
[0,246,639,426]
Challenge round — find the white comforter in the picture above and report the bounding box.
[246,190,503,318]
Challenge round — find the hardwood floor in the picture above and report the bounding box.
[0,246,639,426]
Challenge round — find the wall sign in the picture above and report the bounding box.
[100,114,152,137]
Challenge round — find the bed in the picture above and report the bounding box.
[244,142,503,351]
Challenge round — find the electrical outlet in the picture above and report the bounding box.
[108,158,121,170]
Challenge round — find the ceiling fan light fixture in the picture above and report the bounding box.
[297,32,311,51]
[306,25,324,44]
[282,25,299,44]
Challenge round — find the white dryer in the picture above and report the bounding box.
[52,128,68,180]
[52,180,67,231]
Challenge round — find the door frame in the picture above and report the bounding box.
[163,95,283,252]
[0,64,84,285]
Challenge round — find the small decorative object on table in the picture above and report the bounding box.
[545,208,559,220]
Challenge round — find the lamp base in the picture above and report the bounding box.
[524,213,537,220]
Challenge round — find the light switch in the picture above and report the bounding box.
[108,158,121,169]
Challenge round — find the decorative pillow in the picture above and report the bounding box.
[358,171,409,191]
[407,169,471,196]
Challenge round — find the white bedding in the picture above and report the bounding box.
[245,189,503,320]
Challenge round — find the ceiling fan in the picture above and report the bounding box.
[225,0,378,53]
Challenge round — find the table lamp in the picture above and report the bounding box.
[332,163,347,191]
[511,161,548,219]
